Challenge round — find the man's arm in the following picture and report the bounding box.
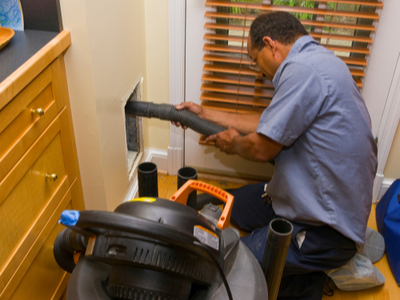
[205,127,283,162]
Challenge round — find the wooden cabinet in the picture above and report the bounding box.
[0,31,84,299]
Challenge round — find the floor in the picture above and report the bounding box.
[157,173,400,300]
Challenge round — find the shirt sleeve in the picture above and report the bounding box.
[257,62,328,146]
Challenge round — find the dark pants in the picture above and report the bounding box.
[230,183,357,300]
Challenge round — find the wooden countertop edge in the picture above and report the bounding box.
[0,30,71,111]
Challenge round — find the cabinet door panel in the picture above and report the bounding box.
[0,134,66,273]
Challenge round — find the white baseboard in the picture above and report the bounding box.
[147,148,168,173]
[124,148,168,202]
[167,146,183,175]
[125,179,139,202]
[377,178,396,201]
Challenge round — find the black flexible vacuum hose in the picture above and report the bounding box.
[54,228,87,273]
[125,101,227,137]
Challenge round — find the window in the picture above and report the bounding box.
[200,0,383,126]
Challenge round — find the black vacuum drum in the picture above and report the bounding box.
[54,179,290,300]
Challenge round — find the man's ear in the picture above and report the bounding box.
[262,36,276,54]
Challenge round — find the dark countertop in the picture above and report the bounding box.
[0,29,58,83]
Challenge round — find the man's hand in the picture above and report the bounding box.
[204,127,241,155]
[171,102,204,129]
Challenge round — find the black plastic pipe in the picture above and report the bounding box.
[138,162,158,197]
[177,167,198,209]
[125,100,227,137]
[261,218,293,300]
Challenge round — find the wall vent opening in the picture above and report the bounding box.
[123,79,144,183]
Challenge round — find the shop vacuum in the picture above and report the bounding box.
[54,175,293,300]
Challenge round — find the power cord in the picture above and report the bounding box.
[193,241,233,300]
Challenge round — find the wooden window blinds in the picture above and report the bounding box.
[200,0,383,117]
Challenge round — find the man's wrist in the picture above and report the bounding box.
[231,134,242,155]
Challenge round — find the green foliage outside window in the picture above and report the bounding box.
[229,0,264,15]
[274,1,335,20]
[229,0,335,21]
[274,0,315,20]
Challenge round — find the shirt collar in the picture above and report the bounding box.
[273,35,318,86]
[286,35,318,60]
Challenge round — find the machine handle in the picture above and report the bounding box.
[170,180,234,230]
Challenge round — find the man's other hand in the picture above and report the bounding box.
[204,127,240,155]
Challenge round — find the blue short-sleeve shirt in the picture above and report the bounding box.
[257,35,377,252]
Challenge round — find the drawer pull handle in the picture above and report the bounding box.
[45,173,58,181]
[31,108,45,116]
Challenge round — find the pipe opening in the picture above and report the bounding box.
[270,219,293,235]
[178,167,198,180]
[138,162,157,174]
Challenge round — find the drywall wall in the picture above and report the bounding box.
[60,0,149,211]
[143,1,170,150]
[59,0,107,211]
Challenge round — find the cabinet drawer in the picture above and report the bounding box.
[0,133,66,262]
[10,205,72,300]
[0,64,62,182]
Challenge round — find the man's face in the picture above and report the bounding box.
[247,35,277,82]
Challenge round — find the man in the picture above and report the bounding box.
[174,12,377,299]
